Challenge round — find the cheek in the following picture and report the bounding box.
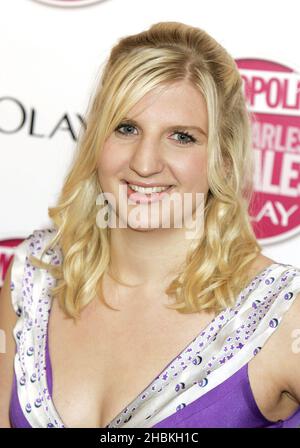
[174,152,208,191]
[97,142,125,179]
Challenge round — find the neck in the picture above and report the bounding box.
[107,226,195,289]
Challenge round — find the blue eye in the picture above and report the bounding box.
[172,130,197,145]
[115,122,197,146]
[116,123,137,135]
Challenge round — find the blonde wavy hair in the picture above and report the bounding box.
[29,21,262,321]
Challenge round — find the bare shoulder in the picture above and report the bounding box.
[274,290,300,403]
[247,258,300,421]
[261,288,300,416]
[248,253,277,275]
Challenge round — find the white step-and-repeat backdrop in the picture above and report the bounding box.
[0,0,299,286]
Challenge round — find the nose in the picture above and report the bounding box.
[128,136,165,177]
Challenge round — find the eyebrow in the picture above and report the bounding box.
[121,117,208,137]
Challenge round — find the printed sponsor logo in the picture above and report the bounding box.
[237,59,300,244]
[0,239,23,288]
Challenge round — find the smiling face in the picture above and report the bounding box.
[97,80,209,233]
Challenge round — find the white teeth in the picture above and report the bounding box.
[128,184,170,194]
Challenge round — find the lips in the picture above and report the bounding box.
[125,182,174,204]
[124,179,174,188]
[127,184,173,194]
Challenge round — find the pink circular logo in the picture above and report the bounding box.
[0,238,23,288]
[236,59,300,244]
[32,0,105,7]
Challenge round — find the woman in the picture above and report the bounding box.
[1,21,300,429]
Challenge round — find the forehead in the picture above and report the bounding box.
[126,81,208,132]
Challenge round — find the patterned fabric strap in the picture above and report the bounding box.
[11,228,65,428]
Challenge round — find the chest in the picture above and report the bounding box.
[47,296,289,428]
[47,296,218,427]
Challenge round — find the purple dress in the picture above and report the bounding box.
[8,229,300,428]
